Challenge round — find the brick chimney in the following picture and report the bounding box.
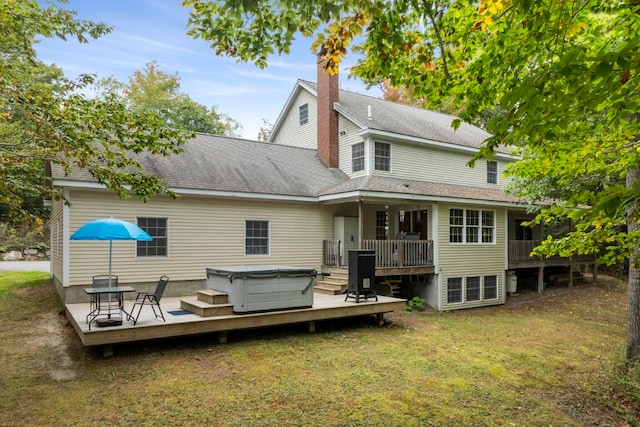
[316,54,339,168]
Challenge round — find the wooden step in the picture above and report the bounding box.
[314,285,345,295]
[314,281,347,295]
[197,289,229,304]
[322,276,349,285]
[180,296,233,317]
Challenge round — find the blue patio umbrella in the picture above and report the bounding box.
[70,217,152,287]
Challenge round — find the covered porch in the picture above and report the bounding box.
[321,198,435,275]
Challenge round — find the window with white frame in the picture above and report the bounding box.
[352,142,364,172]
[482,211,495,243]
[245,220,269,255]
[449,209,464,243]
[484,275,498,299]
[466,276,481,302]
[299,103,308,125]
[487,160,498,184]
[447,278,463,304]
[137,217,168,257]
[447,276,499,304]
[374,142,390,171]
[449,208,495,244]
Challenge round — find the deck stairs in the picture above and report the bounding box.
[180,289,234,317]
[315,266,349,295]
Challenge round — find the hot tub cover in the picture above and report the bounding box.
[206,265,317,280]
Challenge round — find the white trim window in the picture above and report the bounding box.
[449,208,495,244]
[487,160,498,184]
[447,278,463,304]
[136,217,168,257]
[298,103,308,125]
[374,142,391,171]
[484,275,498,299]
[447,276,499,304]
[352,142,365,172]
[245,220,269,255]
[466,276,481,302]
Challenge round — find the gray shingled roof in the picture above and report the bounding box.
[320,175,522,204]
[51,133,349,197]
[301,80,509,154]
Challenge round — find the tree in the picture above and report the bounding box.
[257,118,273,141]
[1,0,192,223]
[182,0,640,363]
[98,61,243,137]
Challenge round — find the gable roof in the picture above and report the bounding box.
[51,133,349,199]
[288,80,509,155]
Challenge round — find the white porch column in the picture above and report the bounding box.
[358,199,363,249]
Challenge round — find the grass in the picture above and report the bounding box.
[0,273,639,426]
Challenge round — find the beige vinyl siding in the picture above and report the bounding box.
[437,203,506,310]
[388,142,510,189]
[66,189,336,287]
[50,197,64,283]
[270,89,318,149]
[338,116,366,177]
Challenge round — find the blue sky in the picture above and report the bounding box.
[35,0,379,139]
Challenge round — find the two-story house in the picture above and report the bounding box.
[49,56,590,310]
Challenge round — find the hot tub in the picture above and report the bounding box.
[206,265,317,313]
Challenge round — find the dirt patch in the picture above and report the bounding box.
[29,312,78,382]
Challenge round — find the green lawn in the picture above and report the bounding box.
[0,273,638,426]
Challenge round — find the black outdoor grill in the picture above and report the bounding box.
[345,249,378,303]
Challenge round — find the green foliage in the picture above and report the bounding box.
[1,0,193,223]
[405,296,426,312]
[0,223,48,253]
[99,61,243,136]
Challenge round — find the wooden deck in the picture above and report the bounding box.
[66,292,407,348]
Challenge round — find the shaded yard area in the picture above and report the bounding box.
[0,273,638,426]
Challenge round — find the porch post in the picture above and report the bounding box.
[537,266,544,293]
[358,199,364,249]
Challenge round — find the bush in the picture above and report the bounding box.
[0,222,48,253]
[406,296,426,312]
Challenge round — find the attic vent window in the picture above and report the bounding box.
[299,103,309,125]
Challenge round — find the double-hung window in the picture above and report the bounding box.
[299,103,308,125]
[137,217,168,257]
[246,220,269,255]
[449,208,495,244]
[484,275,498,299]
[374,142,390,171]
[352,142,364,173]
[447,278,463,304]
[487,161,498,184]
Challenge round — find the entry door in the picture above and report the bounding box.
[399,210,428,239]
[334,216,359,265]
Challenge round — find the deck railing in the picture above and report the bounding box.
[508,240,595,263]
[363,240,433,268]
[322,239,434,268]
[322,239,342,267]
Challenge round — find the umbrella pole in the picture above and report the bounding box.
[108,240,113,318]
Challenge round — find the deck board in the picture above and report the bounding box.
[66,292,407,347]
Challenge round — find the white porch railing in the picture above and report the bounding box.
[322,239,434,268]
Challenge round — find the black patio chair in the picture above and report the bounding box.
[130,275,169,325]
